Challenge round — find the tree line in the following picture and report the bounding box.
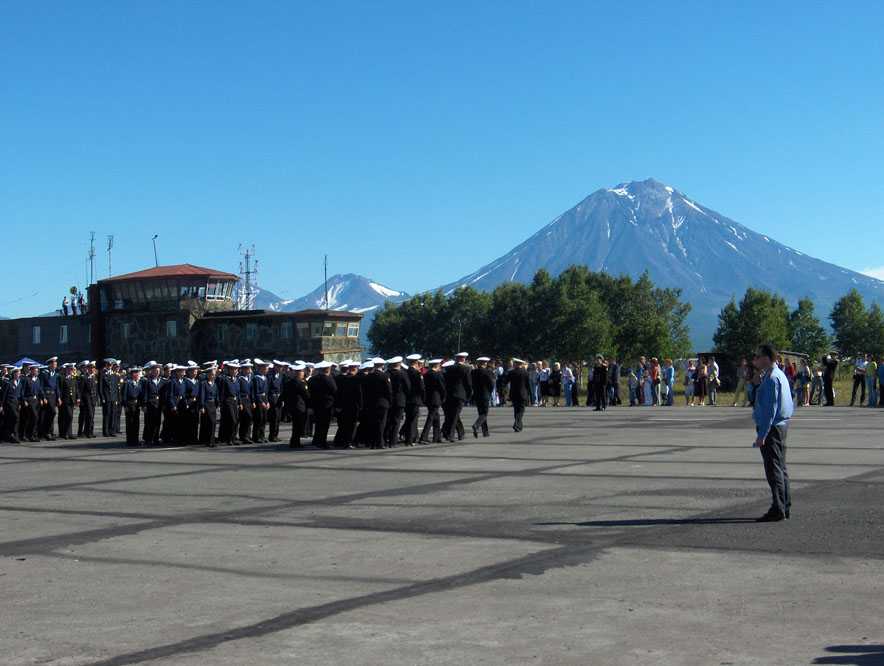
[368,266,693,362]
[713,287,884,362]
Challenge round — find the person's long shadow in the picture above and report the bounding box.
[813,644,884,665]
[535,517,757,527]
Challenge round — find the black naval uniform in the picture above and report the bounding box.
[100,368,120,437]
[442,363,472,442]
[20,374,43,442]
[114,373,124,434]
[402,366,425,445]
[334,373,362,448]
[2,376,22,442]
[198,377,218,446]
[77,372,98,438]
[385,367,410,446]
[217,373,240,445]
[308,373,337,449]
[281,376,309,447]
[122,376,143,447]
[362,370,392,449]
[592,362,608,411]
[266,369,283,442]
[237,373,254,443]
[58,373,79,439]
[184,376,200,444]
[251,373,269,443]
[159,375,174,444]
[167,377,187,444]
[470,366,495,438]
[39,367,60,439]
[508,366,531,432]
[419,369,446,443]
[141,376,163,445]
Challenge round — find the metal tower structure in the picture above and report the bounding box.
[235,244,259,310]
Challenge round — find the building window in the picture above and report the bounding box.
[280,321,293,339]
[322,322,335,337]
[335,323,347,337]
[296,322,309,338]
[32,325,41,345]
[310,322,323,338]
[122,322,131,339]
[246,323,257,340]
[166,320,177,337]
[347,323,360,338]
[59,325,69,344]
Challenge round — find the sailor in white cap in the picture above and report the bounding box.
[198,363,219,446]
[141,361,163,446]
[99,357,121,437]
[282,362,309,447]
[360,355,392,449]
[183,362,201,444]
[508,358,531,432]
[57,361,79,440]
[442,353,472,442]
[333,360,361,449]
[121,365,144,447]
[401,354,425,445]
[384,356,409,446]
[237,360,255,444]
[266,361,285,442]
[158,363,176,444]
[38,356,60,440]
[217,360,241,445]
[77,359,99,439]
[250,359,271,443]
[419,359,445,443]
[307,361,336,449]
[470,356,495,439]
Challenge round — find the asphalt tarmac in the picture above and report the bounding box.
[1,406,882,665]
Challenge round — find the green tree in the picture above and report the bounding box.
[865,303,884,357]
[788,298,830,361]
[713,288,790,361]
[830,289,868,356]
[552,267,611,362]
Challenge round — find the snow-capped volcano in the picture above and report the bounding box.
[437,178,884,347]
[270,273,406,314]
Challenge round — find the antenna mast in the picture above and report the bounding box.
[237,244,259,310]
[323,255,329,311]
[88,231,96,285]
[106,235,114,277]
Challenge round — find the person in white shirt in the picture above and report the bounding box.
[850,354,868,406]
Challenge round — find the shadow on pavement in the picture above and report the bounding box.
[535,517,758,527]
[813,645,884,665]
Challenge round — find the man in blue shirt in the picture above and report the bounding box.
[752,343,795,522]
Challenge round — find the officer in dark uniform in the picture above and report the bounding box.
[77,361,98,438]
[362,359,392,449]
[57,363,79,439]
[113,361,124,434]
[442,353,472,442]
[592,355,609,411]
[383,357,410,446]
[266,361,284,442]
[141,362,163,445]
[470,356,495,438]
[281,363,309,448]
[198,365,219,447]
[217,362,241,445]
[158,364,174,444]
[100,359,121,437]
[122,366,143,447]
[166,365,187,444]
[39,357,60,440]
[183,362,201,444]
[20,364,43,442]
[2,367,22,442]
[250,360,271,443]
[237,361,255,444]
[419,359,446,444]
[507,358,531,432]
[308,361,337,449]
[401,354,425,446]
[333,361,362,448]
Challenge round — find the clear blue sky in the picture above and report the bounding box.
[2,2,883,317]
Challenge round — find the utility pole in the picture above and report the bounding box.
[152,235,159,267]
[323,255,329,311]
[237,244,259,310]
[106,235,114,277]
[88,231,96,285]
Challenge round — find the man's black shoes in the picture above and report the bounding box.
[756,511,786,522]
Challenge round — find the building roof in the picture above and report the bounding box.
[200,308,363,321]
[98,264,239,283]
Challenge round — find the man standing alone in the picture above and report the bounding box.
[752,344,794,522]
[508,358,531,432]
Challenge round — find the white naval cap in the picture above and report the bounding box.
[239,361,253,368]
[386,356,403,364]
[254,358,270,366]
[359,361,372,370]
[455,352,469,358]
[406,354,422,361]
[143,360,159,369]
[272,359,286,366]
[186,360,199,368]
[476,356,491,362]
[315,361,332,369]
[512,357,526,365]
[427,358,442,365]
[202,360,217,367]
[62,362,76,369]
[442,360,455,368]
[225,361,240,368]
[46,356,58,363]
[372,357,386,365]
[291,362,307,371]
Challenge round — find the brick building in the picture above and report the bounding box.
[0,264,363,365]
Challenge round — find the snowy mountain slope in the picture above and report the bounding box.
[437,179,884,347]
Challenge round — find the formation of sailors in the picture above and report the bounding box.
[0,353,533,449]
